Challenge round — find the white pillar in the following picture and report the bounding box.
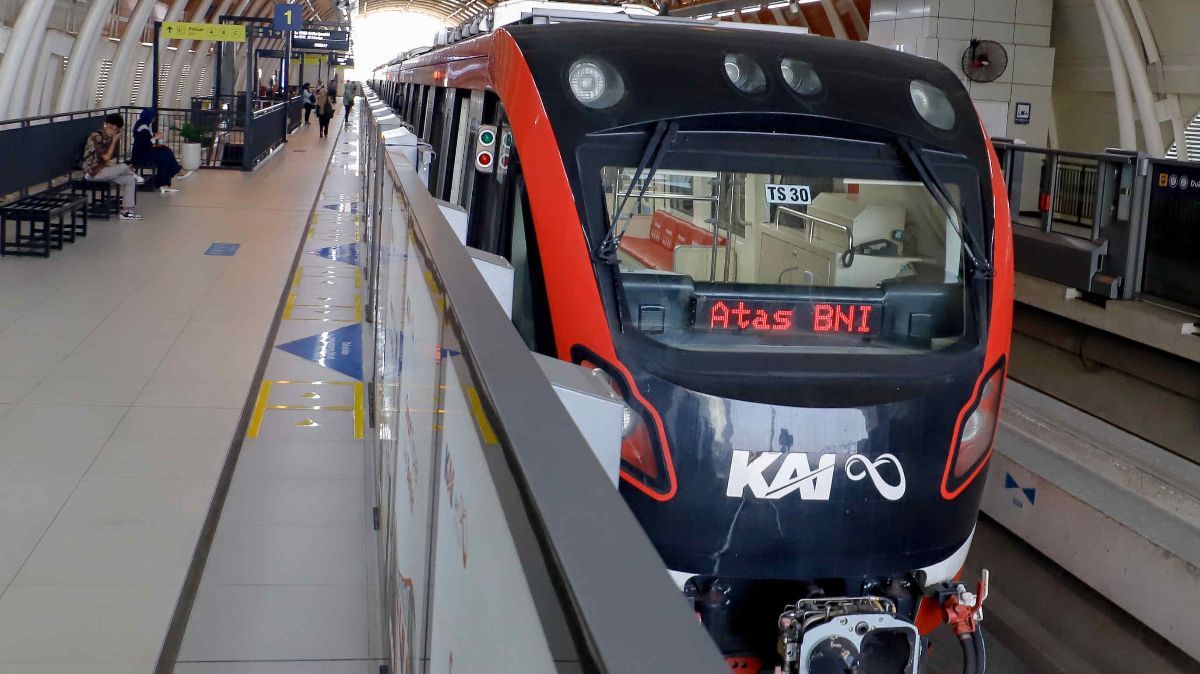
[104,0,158,107]
[1095,0,1137,151]
[0,0,51,119]
[58,0,119,112]
[1097,0,1164,156]
[8,0,57,118]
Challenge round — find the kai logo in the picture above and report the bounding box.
[726,450,906,501]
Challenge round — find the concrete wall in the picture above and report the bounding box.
[868,0,1056,145]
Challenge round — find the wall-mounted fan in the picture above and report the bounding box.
[961,39,1009,83]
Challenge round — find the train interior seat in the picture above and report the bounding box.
[619,210,728,272]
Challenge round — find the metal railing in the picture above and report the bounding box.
[993,139,1200,312]
[359,85,727,674]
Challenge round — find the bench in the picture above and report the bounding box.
[619,210,727,271]
[0,193,88,257]
[65,178,122,218]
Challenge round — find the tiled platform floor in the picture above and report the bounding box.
[0,107,370,673]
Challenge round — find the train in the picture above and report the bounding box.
[370,4,1013,672]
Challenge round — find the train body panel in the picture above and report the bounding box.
[370,12,1013,671]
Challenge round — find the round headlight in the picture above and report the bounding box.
[780,58,821,96]
[568,57,624,109]
[724,53,766,94]
[909,79,956,130]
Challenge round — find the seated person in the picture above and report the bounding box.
[83,113,142,220]
[131,108,192,193]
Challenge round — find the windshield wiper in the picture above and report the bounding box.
[596,120,680,263]
[897,138,993,279]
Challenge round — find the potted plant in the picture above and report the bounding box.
[175,122,205,171]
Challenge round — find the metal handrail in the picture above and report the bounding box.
[775,206,854,250]
[366,87,727,674]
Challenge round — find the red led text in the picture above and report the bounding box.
[812,303,874,334]
[709,301,793,332]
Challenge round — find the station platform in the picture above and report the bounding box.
[0,109,375,673]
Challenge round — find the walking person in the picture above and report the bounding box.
[315,85,334,138]
[302,83,315,125]
[341,81,356,128]
[131,108,192,193]
[83,113,142,220]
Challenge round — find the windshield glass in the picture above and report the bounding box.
[585,131,982,353]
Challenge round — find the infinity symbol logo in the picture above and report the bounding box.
[845,453,906,501]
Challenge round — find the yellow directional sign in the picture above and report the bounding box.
[162,22,246,42]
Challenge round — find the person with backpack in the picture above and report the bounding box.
[83,113,142,220]
[315,85,334,138]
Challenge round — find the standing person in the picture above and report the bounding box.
[327,77,337,100]
[83,113,142,220]
[341,81,356,128]
[302,83,314,125]
[315,85,334,138]
[131,108,192,193]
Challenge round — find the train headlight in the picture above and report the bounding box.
[582,357,674,497]
[568,57,624,109]
[909,79,956,130]
[724,53,767,94]
[780,58,821,96]
[942,361,1006,498]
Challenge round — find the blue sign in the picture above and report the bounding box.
[310,242,360,266]
[274,3,303,31]
[205,242,240,256]
[1004,472,1036,505]
[277,323,363,380]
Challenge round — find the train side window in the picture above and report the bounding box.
[502,167,555,355]
[427,87,447,182]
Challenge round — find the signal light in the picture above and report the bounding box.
[475,124,497,173]
[579,356,673,497]
[942,360,1006,498]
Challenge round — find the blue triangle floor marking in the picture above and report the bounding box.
[276,323,363,381]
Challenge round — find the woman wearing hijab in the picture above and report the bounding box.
[315,86,334,138]
[131,108,192,193]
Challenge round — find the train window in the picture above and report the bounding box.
[585,132,982,352]
[502,170,554,355]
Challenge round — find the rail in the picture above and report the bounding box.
[991,139,1200,313]
[359,85,727,674]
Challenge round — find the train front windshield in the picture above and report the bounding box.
[585,130,986,353]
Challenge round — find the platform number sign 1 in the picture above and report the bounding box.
[475,124,497,174]
[274,3,303,31]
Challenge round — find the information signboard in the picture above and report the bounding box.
[292,29,350,51]
[162,21,246,42]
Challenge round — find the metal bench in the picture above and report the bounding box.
[66,177,122,218]
[0,192,88,257]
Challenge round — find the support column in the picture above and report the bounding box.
[0,0,52,119]
[1096,0,1164,156]
[9,0,57,118]
[104,0,158,107]
[1095,0,1137,151]
[57,0,118,112]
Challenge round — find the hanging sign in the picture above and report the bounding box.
[162,22,246,42]
[274,3,303,31]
